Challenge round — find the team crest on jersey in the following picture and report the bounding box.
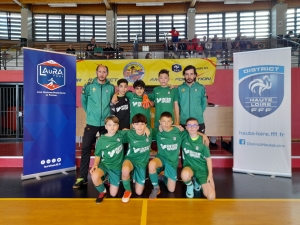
[117,138,120,142]
[173,137,176,141]
[123,62,145,83]
[196,146,199,150]
[146,138,149,142]
[181,88,185,92]
[37,60,65,91]
[239,65,284,118]
[195,89,197,92]
[172,64,182,73]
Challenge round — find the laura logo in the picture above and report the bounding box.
[172,64,182,73]
[239,65,284,118]
[37,60,65,91]
[123,62,145,83]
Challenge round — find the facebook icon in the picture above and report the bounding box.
[239,139,246,145]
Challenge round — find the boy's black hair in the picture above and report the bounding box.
[132,113,147,124]
[186,117,198,124]
[182,65,197,76]
[133,80,145,89]
[160,111,172,119]
[158,69,169,77]
[117,78,128,86]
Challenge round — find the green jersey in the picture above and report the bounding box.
[123,129,153,168]
[149,86,178,127]
[126,92,151,127]
[154,127,187,168]
[177,82,207,124]
[182,135,210,173]
[95,131,126,170]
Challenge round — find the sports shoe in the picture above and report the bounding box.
[96,191,107,204]
[72,178,87,189]
[193,177,201,191]
[149,187,161,200]
[186,184,194,198]
[122,191,132,203]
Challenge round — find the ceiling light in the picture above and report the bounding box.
[48,3,77,7]
[224,0,254,4]
[136,2,164,6]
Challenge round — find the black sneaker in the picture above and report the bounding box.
[72,178,87,189]
[96,191,107,204]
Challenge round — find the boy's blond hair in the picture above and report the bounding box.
[105,115,119,125]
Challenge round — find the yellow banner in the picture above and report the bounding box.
[76,58,216,86]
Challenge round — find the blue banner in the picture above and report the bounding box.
[23,48,76,178]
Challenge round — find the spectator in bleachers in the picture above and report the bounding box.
[212,34,218,42]
[85,45,94,59]
[94,43,105,59]
[103,42,115,59]
[192,34,200,50]
[195,42,204,57]
[86,38,96,51]
[116,43,124,59]
[239,36,248,50]
[187,40,194,54]
[178,38,188,58]
[205,38,212,57]
[169,27,180,43]
[66,43,76,54]
[234,32,242,48]
[212,37,222,57]
[167,41,176,58]
[201,36,207,52]
[44,44,53,51]
[145,53,152,59]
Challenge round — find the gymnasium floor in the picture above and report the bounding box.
[1,142,300,225]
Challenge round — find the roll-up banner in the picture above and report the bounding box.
[22,48,77,180]
[233,48,291,177]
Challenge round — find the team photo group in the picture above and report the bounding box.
[74,64,216,204]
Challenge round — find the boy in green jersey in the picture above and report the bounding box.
[90,116,125,204]
[148,112,209,199]
[181,117,216,200]
[112,80,152,127]
[121,113,152,203]
[148,69,179,128]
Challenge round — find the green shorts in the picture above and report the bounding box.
[124,158,146,186]
[188,166,208,185]
[156,156,177,181]
[98,164,121,187]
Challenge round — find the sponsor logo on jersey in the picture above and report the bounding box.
[116,105,129,112]
[108,144,123,157]
[156,98,172,104]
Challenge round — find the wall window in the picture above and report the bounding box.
[286,8,300,35]
[0,11,21,40]
[196,10,270,40]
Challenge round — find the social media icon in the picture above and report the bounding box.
[239,139,246,145]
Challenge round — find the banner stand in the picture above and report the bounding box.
[21,166,76,180]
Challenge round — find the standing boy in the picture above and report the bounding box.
[112,80,152,127]
[181,117,216,200]
[90,116,125,204]
[110,79,130,130]
[121,113,152,203]
[148,69,179,128]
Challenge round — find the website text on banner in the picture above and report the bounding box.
[76,58,217,86]
[233,48,291,178]
[22,48,77,180]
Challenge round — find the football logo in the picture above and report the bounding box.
[37,60,65,91]
[239,65,284,118]
[123,62,145,83]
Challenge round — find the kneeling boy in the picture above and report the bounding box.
[121,113,152,203]
[90,116,125,204]
[181,117,216,200]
